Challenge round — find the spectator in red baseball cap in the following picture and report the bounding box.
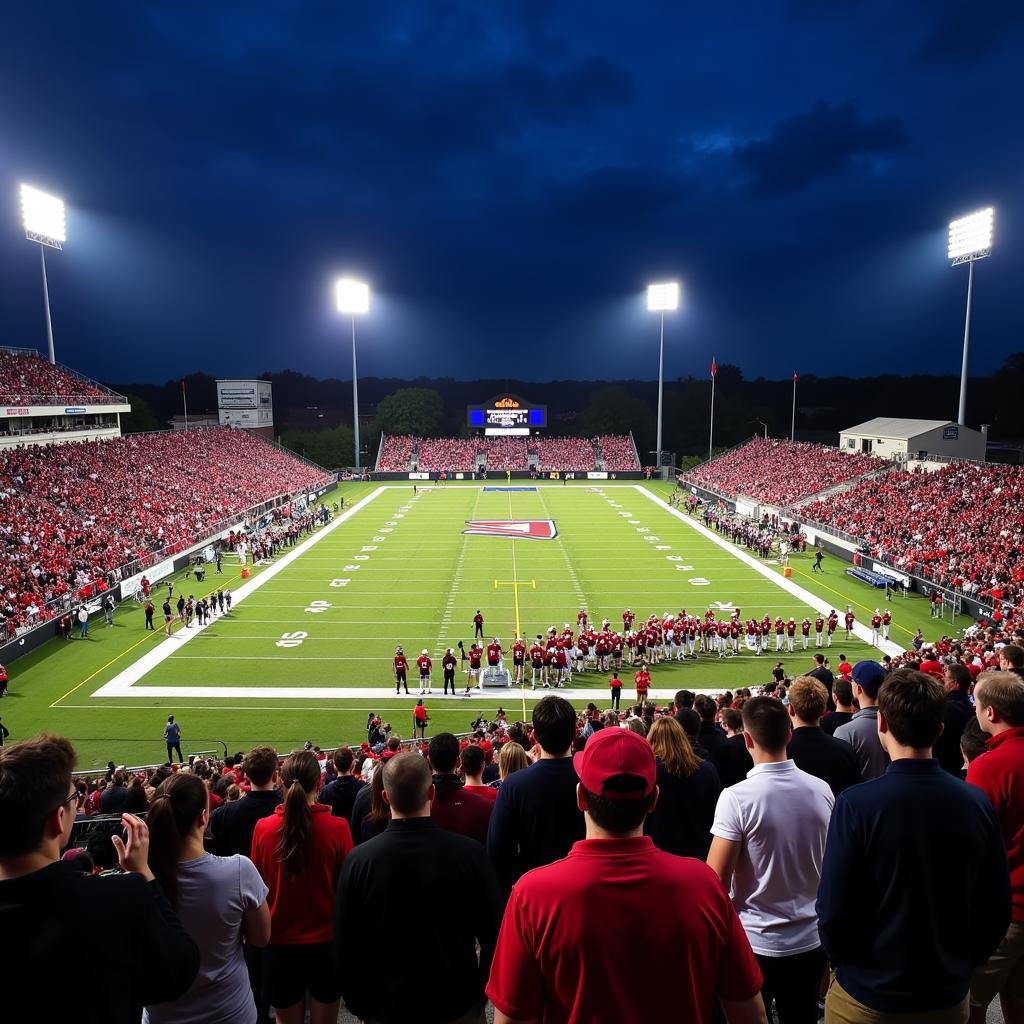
[487,727,766,1024]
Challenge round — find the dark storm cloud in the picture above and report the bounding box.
[0,1,1020,385]
[918,0,1024,65]
[732,101,908,198]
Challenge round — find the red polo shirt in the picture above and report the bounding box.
[486,836,761,1023]
[251,803,353,943]
[967,726,1024,922]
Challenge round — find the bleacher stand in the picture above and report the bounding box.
[376,435,416,471]
[0,349,114,405]
[799,461,1024,612]
[415,437,481,471]
[597,435,640,471]
[534,436,597,471]
[0,428,332,632]
[683,438,880,506]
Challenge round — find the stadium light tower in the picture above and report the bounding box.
[19,184,66,365]
[646,281,680,475]
[948,207,994,426]
[335,277,370,470]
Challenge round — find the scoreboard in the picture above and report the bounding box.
[467,394,547,436]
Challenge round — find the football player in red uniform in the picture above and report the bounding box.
[529,637,545,690]
[882,608,892,640]
[486,638,503,669]
[844,606,855,639]
[870,609,882,647]
[774,616,785,653]
[510,636,526,684]
[466,643,482,695]
[786,617,797,653]
[814,615,824,649]
[393,645,409,695]
[827,610,839,647]
[801,617,812,651]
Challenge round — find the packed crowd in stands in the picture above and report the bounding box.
[374,434,416,471]
[0,349,119,405]
[378,433,638,473]
[597,433,641,470]
[683,438,882,506]
[0,428,332,632]
[533,435,596,471]
[798,460,1024,615]
[3,631,1023,1024]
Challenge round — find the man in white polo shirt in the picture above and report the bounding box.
[708,696,834,1024]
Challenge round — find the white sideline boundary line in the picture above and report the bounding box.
[92,487,389,698]
[633,485,903,659]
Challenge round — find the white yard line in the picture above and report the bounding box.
[634,485,903,658]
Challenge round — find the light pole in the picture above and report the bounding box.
[948,208,994,426]
[335,277,370,470]
[19,184,66,365]
[646,281,679,476]
[752,419,768,440]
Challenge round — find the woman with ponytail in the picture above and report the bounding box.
[144,773,271,1024]
[251,749,352,1024]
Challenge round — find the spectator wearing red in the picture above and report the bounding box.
[251,750,352,1024]
[967,671,1024,1022]
[461,743,499,802]
[426,733,493,843]
[486,727,766,1024]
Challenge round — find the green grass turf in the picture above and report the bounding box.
[4,480,970,770]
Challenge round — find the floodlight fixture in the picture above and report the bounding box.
[646,280,682,475]
[948,207,993,265]
[335,277,370,315]
[335,277,371,471]
[646,281,679,313]
[947,208,995,426]
[20,183,66,247]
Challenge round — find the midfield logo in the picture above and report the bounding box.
[463,520,558,540]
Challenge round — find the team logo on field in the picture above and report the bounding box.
[463,520,558,540]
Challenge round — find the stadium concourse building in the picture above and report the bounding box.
[839,417,987,463]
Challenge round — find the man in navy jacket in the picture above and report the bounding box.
[817,669,1009,1019]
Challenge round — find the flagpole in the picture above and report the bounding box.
[182,380,189,432]
[708,361,716,461]
[791,373,797,441]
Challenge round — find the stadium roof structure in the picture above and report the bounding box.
[841,417,956,440]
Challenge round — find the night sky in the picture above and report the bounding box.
[1,2,1021,387]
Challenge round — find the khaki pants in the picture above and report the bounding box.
[970,921,1024,1008]
[825,975,968,1024]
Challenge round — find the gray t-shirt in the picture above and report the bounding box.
[144,853,268,1024]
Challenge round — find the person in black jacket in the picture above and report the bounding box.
[645,717,722,858]
[336,752,502,1024]
[317,746,365,824]
[208,745,282,856]
[0,735,198,1024]
[935,663,975,777]
[695,694,750,787]
[786,676,862,798]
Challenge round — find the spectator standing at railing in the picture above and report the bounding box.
[0,734,200,1024]
[143,773,271,1024]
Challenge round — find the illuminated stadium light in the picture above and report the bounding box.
[20,183,66,246]
[947,207,993,265]
[646,281,679,312]
[948,209,995,427]
[335,277,371,470]
[335,277,370,315]
[19,183,66,364]
[646,280,681,475]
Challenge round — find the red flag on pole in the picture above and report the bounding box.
[793,372,798,382]
[181,379,186,394]
[711,358,717,377]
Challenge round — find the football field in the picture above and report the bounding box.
[9,482,959,768]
